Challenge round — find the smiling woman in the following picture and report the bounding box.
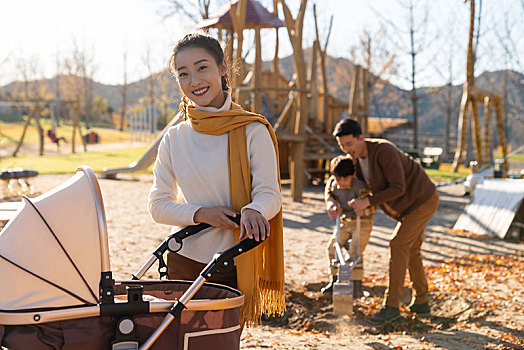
[147,33,285,327]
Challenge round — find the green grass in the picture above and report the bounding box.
[0,146,152,174]
[495,152,524,162]
[425,163,470,183]
[0,119,131,146]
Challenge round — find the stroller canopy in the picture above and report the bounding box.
[0,166,109,311]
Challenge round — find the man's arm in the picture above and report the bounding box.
[349,144,406,215]
[367,144,406,206]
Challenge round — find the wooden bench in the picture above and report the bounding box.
[0,201,21,228]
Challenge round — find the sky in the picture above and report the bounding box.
[0,0,522,90]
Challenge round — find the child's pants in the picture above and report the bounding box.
[326,216,373,281]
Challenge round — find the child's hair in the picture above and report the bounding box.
[167,33,231,115]
[329,155,355,177]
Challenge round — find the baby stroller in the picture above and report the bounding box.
[0,166,260,349]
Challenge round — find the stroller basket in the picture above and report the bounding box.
[0,166,246,349]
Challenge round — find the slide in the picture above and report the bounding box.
[100,112,181,179]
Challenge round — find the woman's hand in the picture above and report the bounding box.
[193,206,239,230]
[239,208,270,242]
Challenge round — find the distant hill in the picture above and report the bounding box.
[265,50,523,146]
[1,52,522,145]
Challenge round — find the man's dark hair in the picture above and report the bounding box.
[332,118,362,137]
[329,156,355,177]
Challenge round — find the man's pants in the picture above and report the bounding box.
[384,191,439,308]
[326,217,373,281]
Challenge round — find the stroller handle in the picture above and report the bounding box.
[132,215,241,280]
[139,236,264,350]
[201,237,263,279]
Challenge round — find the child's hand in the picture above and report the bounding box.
[326,200,342,220]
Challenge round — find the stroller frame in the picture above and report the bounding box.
[0,166,255,350]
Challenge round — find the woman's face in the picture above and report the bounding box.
[175,47,227,109]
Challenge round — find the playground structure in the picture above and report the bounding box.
[451,0,508,173]
[1,99,88,156]
[0,169,39,199]
[100,113,181,179]
[197,0,351,201]
[129,101,159,143]
[454,179,524,240]
[102,0,352,199]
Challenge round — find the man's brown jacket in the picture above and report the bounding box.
[355,139,436,220]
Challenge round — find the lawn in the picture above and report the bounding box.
[425,162,470,183]
[0,118,131,146]
[0,117,483,180]
[0,146,151,174]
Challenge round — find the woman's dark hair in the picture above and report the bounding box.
[168,33,230,113]
[329,155,355,177]
[332,118,362,138]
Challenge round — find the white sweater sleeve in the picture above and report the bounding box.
[242,123,282,220]
[148,131,202,226]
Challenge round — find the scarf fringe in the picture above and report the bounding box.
[240,278,286,327]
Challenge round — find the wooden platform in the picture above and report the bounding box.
[0,201,21,225]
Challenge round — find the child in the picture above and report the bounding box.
[322,155,374,296]
[47,129,67,150]
[148,33,284,325]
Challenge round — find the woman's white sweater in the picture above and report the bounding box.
[148,96,282,263]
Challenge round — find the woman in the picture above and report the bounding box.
[148,33,285,324]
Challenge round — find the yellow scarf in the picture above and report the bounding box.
[186,102,285,325]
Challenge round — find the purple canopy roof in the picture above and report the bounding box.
[197,0,284,29]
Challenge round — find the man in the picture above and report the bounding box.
[333,118,439,323]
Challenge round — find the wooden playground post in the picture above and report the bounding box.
[279,0,308,202]
[229,0,247,87]
[272,0,280,75]
[33,103,45,156]
[12,101,41,157]
[313,5,333,130]
[451,0,508,173]
[71,100,87,154]
[308,39,319,125]
[252,25,263,113]
[348,65,370,136]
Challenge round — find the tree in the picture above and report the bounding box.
[121,50,128,131]
[13,55,48,156]
[370,0,432,150]
[142,42,157,132]
[349,26,397,135]
[159,0,212,21]
[15,55,41,100]
[426,13,461,159]
[63,39,97,128]
[278,0,308,201]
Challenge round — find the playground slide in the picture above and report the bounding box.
[100,112,182,179]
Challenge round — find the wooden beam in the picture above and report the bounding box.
[12,101,40,157]
[274,91,297,133]
[277,132,307,142]
[279,0,308,202]
[252,26,263,113]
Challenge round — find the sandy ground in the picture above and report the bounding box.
[2,172,523,349]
